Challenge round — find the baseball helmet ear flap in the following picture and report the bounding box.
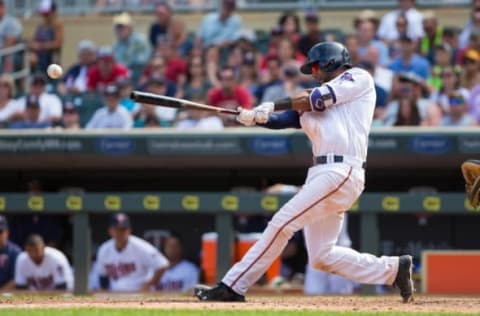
[300,41,352,74]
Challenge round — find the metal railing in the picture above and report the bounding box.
[0,43,31,93]
[4,0,471,17]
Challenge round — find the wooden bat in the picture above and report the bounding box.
[130,91,240,115]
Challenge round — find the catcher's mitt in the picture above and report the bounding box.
[461,160,480,208]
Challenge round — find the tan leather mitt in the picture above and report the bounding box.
[461,160,480,208]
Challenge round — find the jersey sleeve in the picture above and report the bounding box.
[51,250,71,287]
[309,69,373,112]
[96,244,107,276]
[14,253,27,287]
[182,264,200,292]
[143,244,169,271]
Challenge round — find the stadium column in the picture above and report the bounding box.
[215,213,234,283]
[360,213,380,294]
[73,212,91,295]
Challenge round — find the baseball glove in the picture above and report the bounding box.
[461,160,480,208]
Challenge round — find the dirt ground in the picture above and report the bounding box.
[0,295,479,314]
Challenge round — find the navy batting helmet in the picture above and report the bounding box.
[300,41,352,74]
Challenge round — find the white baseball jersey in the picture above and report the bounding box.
[158,260,199,292]
[96,235,169,291]
[17,93,63,122]
[223,67,400,296]
[14,246,73,291]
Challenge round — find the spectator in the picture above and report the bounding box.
[0,74,23,126]
[357,61,389,124]
[277,11,301,44]
[167,18,193,58]
[377,0,424,43]
[388,14,409,59]
[149,1,173,48]
[112,12,151,71]
[239,52,260,98]
[297,11,325,57]
[175,107,224,130]
[255,55,283,102]
[183,56,211,100]
[384,72,436,126]
[96,213,169,292]
[86,84,133,130]
[117,78,139,114]
[155,40,187,84]
[27,0,64,73]
[16,73,63,123]
[9,96,52,129]
[262,65,303,103]
[207,66,253,126]
[460,49,480,90]
[441,92,477,126]
[276,37,305,68]
[362,45,394,93]
[135,76,177,127]
[0,216,21,292]
[443,27,461,64]
[431,65,469,111]
[60,101,80,130]
[138,56,177,96]
[197,0,242,48]
[428,44,454,91]
[15,234,73,291]
[458,0,480,49]
[157,235,199,292]
[356,19,390,67]
[0,0,23,73]
[344,34,360,66]
[57,40,97,96]
[389,35,430,80]
[419,11,444,64]
[87,46,129,92]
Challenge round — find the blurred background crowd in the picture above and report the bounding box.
[1,0,480,130]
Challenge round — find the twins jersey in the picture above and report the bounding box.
[157,260,199,292]
[302,67,376,161]
[97,235,169,291]
[14,246,73,290]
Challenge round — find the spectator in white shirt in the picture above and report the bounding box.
[377,0,424,43]
[0,74,23,126]
[86,84,133,129]
[16,74,63,124]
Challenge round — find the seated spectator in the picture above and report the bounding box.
[430,65,469,113]
[117,78,139,114]
[460,49,480,90]
[344,34,360,66]
[58,40,97,96]
[16,73,63,124]
[155,40,187,85]
[183,56,211,100]
[9,96,52,129]
[277,11,301,44]
[388,14,409,59]
[27,0,64,73]
[60,101,80,130]
[239,52,260,98]
[196,0,242,48]
[361,45,394,93]
[357,61,389,125]
[112,12,151,71]
[175,93,224,130]
[419,11,443,64]
[0,0,23,74]
[276,37,305,69]
[256,55,283,102]
[0,216,21,292]
[87,46,129,92]
[441,92,477,126]
[298,11,325,57]
[149,1,173,48]
[0,74,23,127]
[384,72,436,126]
[167,18,193,58]
[428,44,454,91]
[96,213,169,292]
[262,65,303,102]
[377,0,424,44]
[86,84,133,130]
[15,234,73,291]
[356,19,390,67]
[207,66,253,126]
[389,35,430,80]
[138,56,176,96]
[157,235,199,292]
[458,0,480,49]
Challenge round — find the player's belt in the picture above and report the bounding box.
[314,155,366,169]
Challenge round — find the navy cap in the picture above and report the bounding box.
[109,212,131,228]
[0,215,8,230]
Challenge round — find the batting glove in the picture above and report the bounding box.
[236,107,256,126]
[254,102,274,124]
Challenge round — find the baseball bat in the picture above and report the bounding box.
[130,91,240,115]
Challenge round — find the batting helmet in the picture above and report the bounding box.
[300,41,352,74]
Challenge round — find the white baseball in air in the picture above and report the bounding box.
[47,64,63,79]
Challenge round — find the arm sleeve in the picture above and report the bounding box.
[257,110,301,129]
[309,69,373,111]
[14,254,26,287]
[182,265,200,292]
[52,254,70,287]
[143,245,169,272]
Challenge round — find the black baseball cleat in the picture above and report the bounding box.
[194,283,245,302]
[393,255,415,303]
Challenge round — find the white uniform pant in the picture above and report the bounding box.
[222,163,399,295]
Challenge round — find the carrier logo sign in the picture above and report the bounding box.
[409,135,450,154]
[250,137,289,155]
[96,137,136,155]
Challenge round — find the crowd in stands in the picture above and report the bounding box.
[1,0,480,130]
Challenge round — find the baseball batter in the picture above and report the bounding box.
[194,41,414,303]
[96,213,169,292]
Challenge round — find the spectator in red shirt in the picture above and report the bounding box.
[87,46,129,92]
[207,66,252,126]
[155,40,187,84]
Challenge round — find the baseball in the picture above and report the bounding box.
[47,64,63,79]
